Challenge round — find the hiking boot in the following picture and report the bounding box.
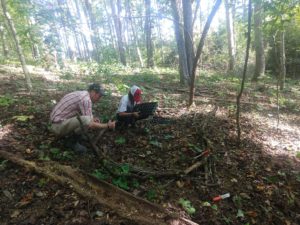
[72,142,88,154]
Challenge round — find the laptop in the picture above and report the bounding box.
[133,102,158,117]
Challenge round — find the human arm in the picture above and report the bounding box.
[88,119,115,129]
[118,111,140,118]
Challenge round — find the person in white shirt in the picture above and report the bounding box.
[116,85,144,128]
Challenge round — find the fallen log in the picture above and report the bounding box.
[0,150,198,225]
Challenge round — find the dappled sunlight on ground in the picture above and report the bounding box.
[0,124,13,140]
[244,111,300,166]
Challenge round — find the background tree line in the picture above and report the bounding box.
[0,0,299,91]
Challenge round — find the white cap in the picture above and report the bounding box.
[130,85,140,95]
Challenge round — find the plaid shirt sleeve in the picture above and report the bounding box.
[78,95,93,117]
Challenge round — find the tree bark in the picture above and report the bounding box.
[236,0,252,143]
[224,0,236,72]
[188,0,222,106]
[84,0,101,62]
[126,0,144,67]
[1,0,32,91]
[279,30,286,90]
[0,24,9,58]
[171,0,190,85]
[110,0,127,66]
[182,0,195,76]
[145,0,154,68]
[252,0,265,81]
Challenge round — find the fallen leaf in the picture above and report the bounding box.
[176,181,184,188]
[3,190,13,200]
[94,210,104,217]
[202,202,211,207]
[231,178,238,183]
[246,210,258,217]
[11,210,21,218]
[236,209,245,218]
[240,192,251,199]
[256,185,265,191]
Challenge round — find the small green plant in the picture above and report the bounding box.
[131,179,140,188]
[39,152,50,161]
[116,83,130,93]
[223,216,232,224]
[211,204,218,211]
[0,95,14,107]
[163,134,174,140]
[92,169,108,180]
[50,148,74,160]
[60,71,74,80]
[0,160,8,171]
[50,148,60,159]
[115,136,126,145]
[38,178,48,188]
[236,209,245,218]
[233,195,243,208]
[149,139,162,148]
[296,152,300,159]
[12,115,34,122]
[112,176,129,190]
[178,198,196,215]
[188,143,203,153]
[296,174,300,183]
[146,189,157,201]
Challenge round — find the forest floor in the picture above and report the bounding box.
[0,65,299,225]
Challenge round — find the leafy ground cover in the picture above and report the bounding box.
[0,64,299,225]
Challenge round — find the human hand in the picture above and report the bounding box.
[132,112,140,118]
[93,117,100,123]
[107,120,115,129]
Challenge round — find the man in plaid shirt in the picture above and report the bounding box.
[50,83,115,153]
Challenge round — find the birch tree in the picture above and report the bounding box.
[110,0,127,66]
[224,0,236,72]
[145,0,154,68]
[1,0,32,91]
[252,0,265,81]
[171,0,190,84]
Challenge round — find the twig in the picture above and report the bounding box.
[76,114,100,158]
[92,129,106,146]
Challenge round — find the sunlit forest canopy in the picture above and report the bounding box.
[0,0,299,82]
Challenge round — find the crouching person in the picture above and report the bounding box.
[116,85,148,129]
[50,83,115,153]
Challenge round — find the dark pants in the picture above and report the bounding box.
[116,112,149,128]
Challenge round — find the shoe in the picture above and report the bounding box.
[72,142,88,154]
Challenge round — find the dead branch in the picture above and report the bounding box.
[76,114,101,158]
[184,161,204,175]
[0,150,198,225]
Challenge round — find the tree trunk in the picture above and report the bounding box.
[126,0,144,67]
[1,0,32,91]
[84,0,101,62]
[171,0,190,85]
[279,30,286,90]
[182,0,194,76]
[252,0,265,81]
[0,24,9,58]
[74,0,90,60]
[189,0,222,106]
[224,0,236,72]
[236,0,252,143]
[104,0,117,49]
[145,0,154,68]
[110,0,127,66]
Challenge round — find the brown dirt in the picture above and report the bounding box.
[0,67,299,225]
